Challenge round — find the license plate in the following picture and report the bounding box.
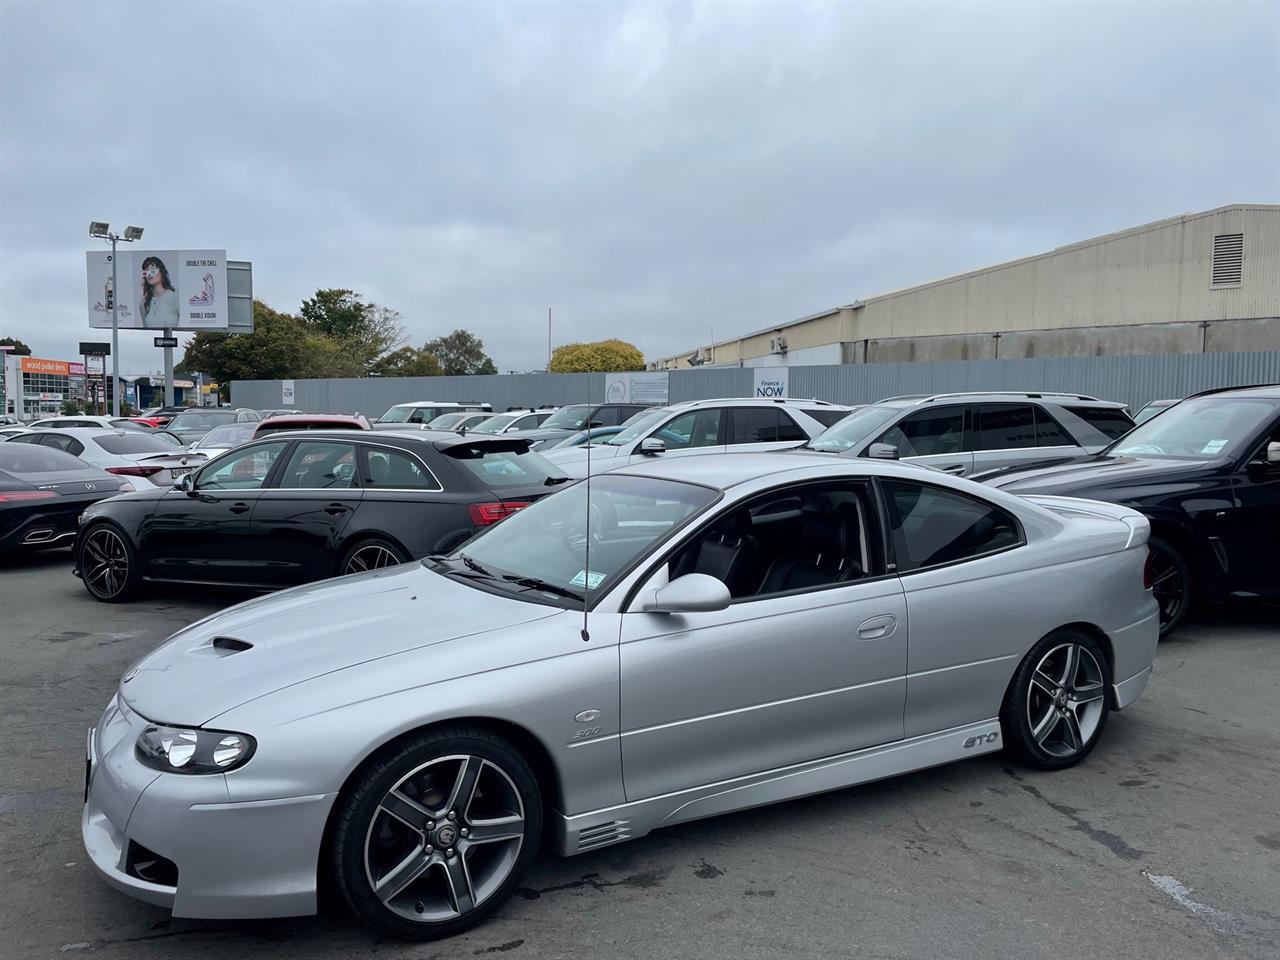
[85,727,96,803]
[170,467,193,478]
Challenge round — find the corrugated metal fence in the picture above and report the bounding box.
[233,351,1280,416]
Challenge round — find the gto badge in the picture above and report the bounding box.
[574,709,602,723]
[963,732,1000,748]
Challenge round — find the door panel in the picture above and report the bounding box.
[876,406,972,476]
[619,577,907,800]
[142,442,288,582]
[1230,424,1280,594]
[628,408,726,467]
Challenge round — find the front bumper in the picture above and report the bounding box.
[82,696,335,919]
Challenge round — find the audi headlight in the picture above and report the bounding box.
[135,725,256,774]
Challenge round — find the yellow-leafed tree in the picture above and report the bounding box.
[549,339,645,373]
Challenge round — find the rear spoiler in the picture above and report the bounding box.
[1022,495,1150,549]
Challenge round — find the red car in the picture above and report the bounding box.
[251,414,371,438]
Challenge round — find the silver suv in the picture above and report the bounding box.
[542,397,853,477]
[806,391,1134,476]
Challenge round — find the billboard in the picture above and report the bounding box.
[87,249,229,330]
[605,372,669,404]
[21,356,71,376]
[752,367,789,398]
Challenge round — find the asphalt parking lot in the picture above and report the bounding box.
[2,548,1278,960]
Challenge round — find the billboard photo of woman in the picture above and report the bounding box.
[140,256,180,328]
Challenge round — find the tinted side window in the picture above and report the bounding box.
[1034,407,1071,446]
[198,442,288,491]
[278,441,358,489]
[882,480,1021,572]
[877,408,964,457]
[730,408,782,444]
[976,404,1036,450]
[1064,406,1135,440]
[362,447,439,489]
[777,412,807,442]
[659,409,723,449]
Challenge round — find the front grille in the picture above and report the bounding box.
[125,840,179,887]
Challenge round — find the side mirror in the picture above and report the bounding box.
[868,442,899,460]
[589,420,604,428]
[176,473,195,493]
[1248,440,1280,475]
[639,437,666,456]
[646,573,731,614]
[1268,441,1280,463]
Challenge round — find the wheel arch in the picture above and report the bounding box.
[317,715,564,893]
[336,530,413,572]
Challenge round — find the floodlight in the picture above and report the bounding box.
[89,221,111,238]
[123,225,144,241]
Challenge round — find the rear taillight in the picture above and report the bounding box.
[106,465,164,478]
[468,501,531,526]
[1143,549,1154,590]
[0,490,57,502]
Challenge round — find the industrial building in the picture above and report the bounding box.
[651,204,1280,370]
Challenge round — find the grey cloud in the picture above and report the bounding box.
[1,0,1276,376]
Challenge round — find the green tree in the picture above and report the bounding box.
[549,338,645,373]
[0,336,33,356]
[371,346,443,378]
[299,288,405,372]
[423,329,497,376]
[61,398,83,415]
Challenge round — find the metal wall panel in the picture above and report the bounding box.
[234,351,1280,417]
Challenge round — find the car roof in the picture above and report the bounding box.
[256,415,366,426]
[608,449,948,491]
[1188,383,1280,400]
[872,391,1126,408]
[248,428,531,451]
[662,397,850,410]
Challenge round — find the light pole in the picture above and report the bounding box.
[89,222,143,416]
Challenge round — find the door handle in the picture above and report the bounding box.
[856,614,897,640]
[229,503,251,514]
[942,464,966,475]
[324,504,351,515]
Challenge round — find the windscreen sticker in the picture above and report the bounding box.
[1200,439,1229,454]
[570,570,607,589]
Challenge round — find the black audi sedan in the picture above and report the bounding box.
[72,430,570,601]
[979,384,1280,636]
[0,444,128,553]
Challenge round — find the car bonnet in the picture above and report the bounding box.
[117,562,561,726]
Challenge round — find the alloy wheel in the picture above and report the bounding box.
[1025,642,1106,758]
[345,544,402,574]
[1147,542,1187,631]
[82,527,130,599]
[363,755,525,924]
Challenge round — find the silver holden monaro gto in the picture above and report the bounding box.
[83,452,1158,940]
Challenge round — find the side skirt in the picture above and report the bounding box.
[555,718,1002,855]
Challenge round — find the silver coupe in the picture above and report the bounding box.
[83,452,1159,939]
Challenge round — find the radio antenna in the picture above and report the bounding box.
[581,375,592,642]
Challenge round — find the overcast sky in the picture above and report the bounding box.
[1,0,1277,375]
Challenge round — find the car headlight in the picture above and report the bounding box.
[135,725,256,774]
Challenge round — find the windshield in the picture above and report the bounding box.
[470,414,518,434]
[540,405,593,430]
[604,408,670,445]
[192,424,256,449]
[1108,397,1278,459]
[443,441,567,487]
[377,404,421,423]
[439,474,718,606]
[169,410,236,431]
[427,413,466,429]
[0,444,89,474]
[94,433,182,455]
[805,405,901,453]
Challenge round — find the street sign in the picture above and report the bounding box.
[79,341,111,356]
[153,336,179,348]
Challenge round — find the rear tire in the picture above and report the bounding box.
[78,523,140,603]
[331,726,542,941]
[1147,536,1191,638]
[339,537,408,576]
[1001,628,1111,770]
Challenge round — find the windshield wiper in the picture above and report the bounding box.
[544,476,572,485]
[460,553,495,578]
[425,553,497,580]
[500,574,584,601]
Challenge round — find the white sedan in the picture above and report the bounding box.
[7,428,205,490]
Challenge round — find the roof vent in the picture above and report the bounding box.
[212,636,253,653]
[1211,233,1243,286]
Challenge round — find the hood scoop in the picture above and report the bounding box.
[211,636,253,654]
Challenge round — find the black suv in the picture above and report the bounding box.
[979,385,1280,636]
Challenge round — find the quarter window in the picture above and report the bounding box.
[1034,408,1071,446]
[877,408,964,457]
[881,480,1021,572]
[975,404,1037,450]
[1063,406,1135,440]
[362,447,439,489]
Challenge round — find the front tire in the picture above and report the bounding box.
[331,727,542,941]
[1001,629,1111,770]
[1147,536,1191,638]
[78,523,140,602]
